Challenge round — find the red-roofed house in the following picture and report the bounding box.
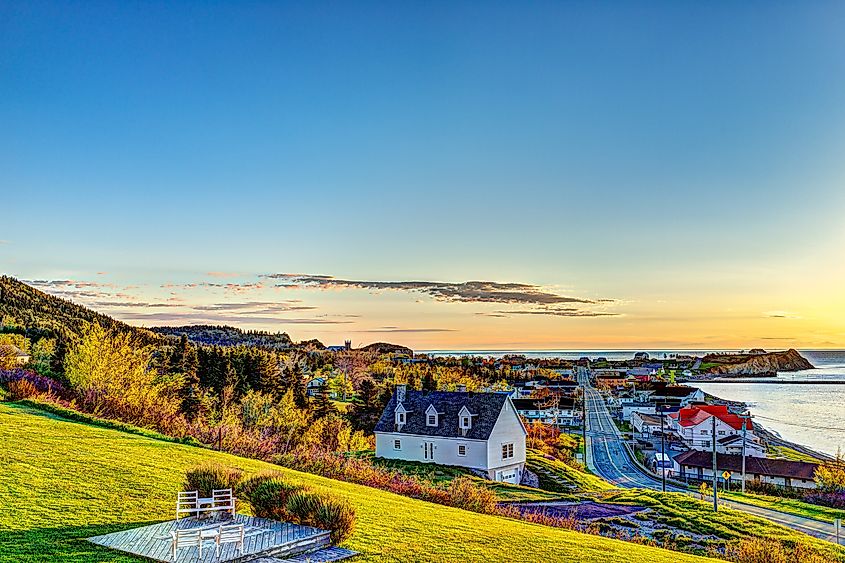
[667,405,762,456]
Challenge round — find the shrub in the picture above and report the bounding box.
[244,476,306,520]
[0,369,67,397]
[184,463,243,497]
[722,537,829,563]
[7,379,38,400]
[286,491,356,544]
[445,476,498,514]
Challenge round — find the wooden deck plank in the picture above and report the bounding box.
[87,515,329,563]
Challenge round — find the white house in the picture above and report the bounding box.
[667,405,761,455]
[631,411,665,438]
[512,396,576,427]
[374,385,527,484]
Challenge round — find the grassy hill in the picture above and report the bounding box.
[0,402,718,563]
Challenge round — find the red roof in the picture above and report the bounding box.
[668,405,752,431]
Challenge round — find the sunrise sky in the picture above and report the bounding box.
[3,2,845,350]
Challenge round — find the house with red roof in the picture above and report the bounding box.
[667,405,763,457]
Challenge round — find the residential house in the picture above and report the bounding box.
[674,450,818,489]
[647,385,706,408]
[512,396,577,427]
[631,411,665,438]
[374,386,527,484]
[667,405,760,454]
[0,345,29,366]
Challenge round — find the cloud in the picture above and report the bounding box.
[162,281,265,293]
[190,301,316,313]
[116,311,354,325]
[354,327,457,333]
[206,272,244,278]
[494,308,619,318]
[764,311,801,319]
[265,273,604,306]
[93,301,181,308]
[27,279,117,290]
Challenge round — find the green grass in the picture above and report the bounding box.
[599,489,845,560]
[526,451,615,493]
[368,452,566,502]
[722,491,845,524]
[0,402,721,563]
[768,445,825,463]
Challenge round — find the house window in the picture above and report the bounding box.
[502,443,514,460]
[461,416,470,428]
[703,440,711,448]
[427,415,437,426]
[718,431,725,436]
[397,413,405,424]
[458,444,467,456]
[393,439,401,450]
[700,430,709,435]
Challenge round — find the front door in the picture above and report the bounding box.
[424,441,435,461]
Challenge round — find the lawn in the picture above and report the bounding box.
[722,491,845,524]
[0,402,718,563]
[599,489,845,560]
[526,451,615,493]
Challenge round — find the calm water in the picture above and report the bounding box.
[423,349,845,456]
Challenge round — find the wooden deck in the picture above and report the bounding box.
[88,515,330,562]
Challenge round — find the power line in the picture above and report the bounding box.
[752,414,845,433]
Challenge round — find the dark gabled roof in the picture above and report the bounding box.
[374,390,512,440]
[675,450,818,480]
[649,385,699,398]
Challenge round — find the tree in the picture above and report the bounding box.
[30,337,56,376]
[814,449,845,492]
[312,383,337,419]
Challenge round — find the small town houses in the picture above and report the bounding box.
[674,450,819,489]
[511,396,577,427]
[667,405,764,457]
[374,385,528,484]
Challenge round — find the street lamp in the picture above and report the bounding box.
[659,403,667,493]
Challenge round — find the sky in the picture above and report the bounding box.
[2,1,845,350]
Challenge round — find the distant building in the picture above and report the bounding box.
[675,450,818,489]
[374,386,527,484]
[667,405,761,455]
[0,345,29,366]
[512,396,576,427]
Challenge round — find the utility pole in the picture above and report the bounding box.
[581,378,588,467]
[660,404,666,493]
[712,414,718,512]
[741,416,748,494]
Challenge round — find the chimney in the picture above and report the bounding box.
[396,384,406,403]
[456,384,467,393]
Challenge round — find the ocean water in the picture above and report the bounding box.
[422,349,845,456]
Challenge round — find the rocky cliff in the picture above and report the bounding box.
[705,349,813,377]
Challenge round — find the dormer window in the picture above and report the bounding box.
[425,404,439,427]
[395,403,408,431]
[458,406,474,436]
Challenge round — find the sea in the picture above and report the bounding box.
[422,349,845,457]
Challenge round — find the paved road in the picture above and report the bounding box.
[576,367,843,544]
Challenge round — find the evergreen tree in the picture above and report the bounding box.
[312,383,336,419]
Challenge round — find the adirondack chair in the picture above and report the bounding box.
[176,491,199,520]
[170,528,204,561]
[211,489,236,518]
[215,524,245,558]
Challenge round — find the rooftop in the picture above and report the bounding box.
[668,405,752,431]
[675,450,818,480]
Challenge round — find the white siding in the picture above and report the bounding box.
[375,432,488,470]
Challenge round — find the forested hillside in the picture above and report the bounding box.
[151,324,293,348]
[0,275,158,344]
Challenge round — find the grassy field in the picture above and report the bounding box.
[526,451,615,493]
[600,489,845,560]
[368,453,566,502]
[722,491,845,524]
[0,402,719,563]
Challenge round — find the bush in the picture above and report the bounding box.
[0,369,66,397]
[7,379,38,400]
[445,476,498,514]
[243,476,306,520]
[286,490,356,544]
[184,463,243,497]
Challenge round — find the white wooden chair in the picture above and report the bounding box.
[215,523,245,558]
[211,489,236,519]
[170,528,204,561]
[176,491,199,520]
